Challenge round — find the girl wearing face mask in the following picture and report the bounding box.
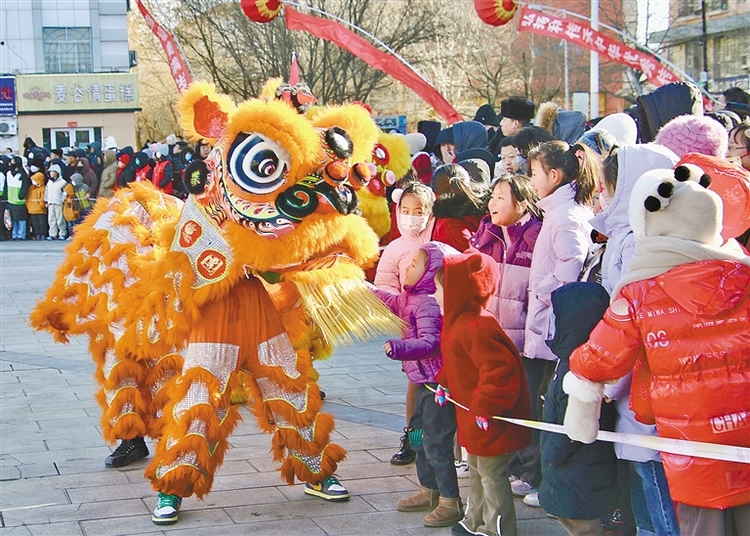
[374,182,436,467]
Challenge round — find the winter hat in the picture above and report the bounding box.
[435,126,455,147]
[405,133,427,156]
[500,96,535,122]
[458,158,491,185]
[155,143,170,159]
[443,250,499,307]
[578,129,618,156]
[473,104,500,127]
[411,152,432,185]
[654,114,728,159]
[48,163,62,177]
[71,173,83,187]
[118,153,132,166]
[629,164,722,246]
[134,151,151,168]
[417,120,442,153]
[103,136,118,151]
[593,113,637,146]
[75,148,87,158]
[29,158,45,173]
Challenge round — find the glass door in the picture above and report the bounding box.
[49,127,96,150]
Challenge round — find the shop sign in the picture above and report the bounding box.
[0,77,16,115]
[16,73,139,113]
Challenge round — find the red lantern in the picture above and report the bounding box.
[474,0,518,26]
[678,153,750,241]
[240,0,283,23]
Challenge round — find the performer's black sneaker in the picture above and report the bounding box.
[105,436,149,468]
[152,492,182,525]
[304,475,350,501]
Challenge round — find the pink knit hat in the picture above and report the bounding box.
[654,114,728,158]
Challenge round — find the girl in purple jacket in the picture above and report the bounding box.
[372,241,463,527]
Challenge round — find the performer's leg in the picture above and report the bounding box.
[93,345,151,468]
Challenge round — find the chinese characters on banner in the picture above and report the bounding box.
[136,0,192,91]
[51,83,135,104]
[518,6,680,87]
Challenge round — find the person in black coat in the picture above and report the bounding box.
[539,282,618,535]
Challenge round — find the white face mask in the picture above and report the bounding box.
[399,214,428,235]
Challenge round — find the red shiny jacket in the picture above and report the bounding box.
[570,259,750,509]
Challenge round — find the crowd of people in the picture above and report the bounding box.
[366,82,750,536]
[9,80,750,536]
[0,134,212,241]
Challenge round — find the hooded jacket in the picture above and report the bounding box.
[435,251,531,457]
[470,213,542,354]
[97,150,118,199]
[539,283,618,520]
[589,144,679,295]
[453,121,488,155]
[76,157,99,198]
[374,207,436,295]
[525,184,593,361]
[570,258,750,509]
[636,81,702,143]
[26,167,47,215]
[589,144,680,464]
[373,242,457,385]
[453,120,495,174]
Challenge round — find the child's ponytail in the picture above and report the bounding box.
[527,140,599,206]
[570,143,599,206]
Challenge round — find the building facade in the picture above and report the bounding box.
[0,0,138,153]
[650,0,750,93]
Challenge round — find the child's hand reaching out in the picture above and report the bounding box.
[383,341,393,357]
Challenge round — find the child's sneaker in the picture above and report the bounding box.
[523,490,541,508]
[510,479,535,496]
[151,492,182,525]
[304,475,350,502]
[454,460,470,479]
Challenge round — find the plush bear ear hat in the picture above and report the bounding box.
[629,163,723,246]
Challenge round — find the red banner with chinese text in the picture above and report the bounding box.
[284,6,462,124]
[137,0,192,92]
[518,6,679,87]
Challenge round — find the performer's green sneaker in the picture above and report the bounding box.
[152,492,182,525]
[304,475,350,501]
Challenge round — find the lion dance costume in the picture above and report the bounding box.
[30,81,401,525]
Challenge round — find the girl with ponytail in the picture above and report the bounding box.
[508,141,599,500]
[430,164,487,252]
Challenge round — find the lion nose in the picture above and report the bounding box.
[347,162,371,190]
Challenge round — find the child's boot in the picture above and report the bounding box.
[422,496,463,527]
[397,486,439,512]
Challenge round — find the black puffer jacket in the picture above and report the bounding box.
[539,282,618,520]
[636,81,702,142]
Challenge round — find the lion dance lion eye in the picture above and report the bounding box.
[228,133,290,195]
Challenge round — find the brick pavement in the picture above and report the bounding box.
[0,240,564,535]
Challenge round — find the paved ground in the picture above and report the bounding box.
[0,240,564,535]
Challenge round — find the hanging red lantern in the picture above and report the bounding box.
[240,0,283,23]
[473,0,518,26]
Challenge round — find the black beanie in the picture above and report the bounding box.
[473,104,499,127]
[500,96,535,122]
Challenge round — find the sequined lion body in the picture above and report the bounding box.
[31,81,400,499]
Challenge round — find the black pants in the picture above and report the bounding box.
[29,213,48,239]
[410,383,459,498]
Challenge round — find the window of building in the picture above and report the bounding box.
[678,0,728,17]
[43,27,93,74]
